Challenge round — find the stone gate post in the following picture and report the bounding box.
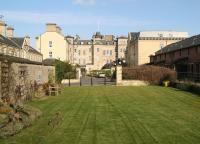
[76,67,81,79]
[116,65,122,86]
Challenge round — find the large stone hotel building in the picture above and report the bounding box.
[36,23,190,71]
[126,31,189,67]
[36,23,128,72]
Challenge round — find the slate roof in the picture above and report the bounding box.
[156,34,200,55]
[94,40,114,45]
[10,37,24,47]
[11,37,42,55]
[0,53,42,65]
[0,34,20,48]
[0,35,42,55]
[117,36,128,39]
[43,58,56,66]
[65,35,74,39]
[130,31,188,41]
[29,46,43,55]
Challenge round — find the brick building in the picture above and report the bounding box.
[150,34,200,81]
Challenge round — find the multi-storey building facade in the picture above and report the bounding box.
[116,36,128,60]
[0,20,42,63]
[150,34,200,81]
[36,24,128,72]
[36,23,69,61]
[126,31,189,67]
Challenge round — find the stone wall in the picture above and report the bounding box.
[11,63,55,84]
[0,60,10,101]
[0,61,1,98]
[0,60,55,103]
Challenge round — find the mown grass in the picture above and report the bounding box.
[1,86,200,144]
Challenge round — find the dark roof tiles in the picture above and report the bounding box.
[156,34,200,55]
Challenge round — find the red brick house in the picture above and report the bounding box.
[150,34,200,81]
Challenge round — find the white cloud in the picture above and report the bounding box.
[73,0,96,5]
[0,10,158,29]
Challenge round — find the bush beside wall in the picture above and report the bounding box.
[123,66,177,85]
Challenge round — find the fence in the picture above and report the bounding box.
[64,76,115,87]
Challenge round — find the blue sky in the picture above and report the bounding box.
[0,0,200,45]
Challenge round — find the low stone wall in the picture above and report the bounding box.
[62,79,80,84]
[117,80,149,86]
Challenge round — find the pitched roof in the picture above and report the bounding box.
[130,31,188,41]
[0,35,42,55]
[156,34,200,55]
[0,53,42,65]
[0,34,20,48]
[94,40,114,45]
[29,46,43,55]
[11,37,42,55]
[10,37,24,47]
[118,36,128,39]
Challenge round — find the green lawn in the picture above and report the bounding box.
[1,86,200,144]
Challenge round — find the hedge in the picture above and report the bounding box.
[123,66,177,85]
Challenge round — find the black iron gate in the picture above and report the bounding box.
[66,76,116,87]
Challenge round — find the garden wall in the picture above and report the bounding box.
[0,59,55,104]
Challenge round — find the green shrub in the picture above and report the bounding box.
[54,60,76,83]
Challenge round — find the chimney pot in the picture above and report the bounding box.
[6,26,14,37]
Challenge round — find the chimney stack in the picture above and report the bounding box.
[56,26,62,34]
[0,20,7,36]
[46,23,57,32]
[6,26,14,37]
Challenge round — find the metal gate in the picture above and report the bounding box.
[66,76,116,87]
